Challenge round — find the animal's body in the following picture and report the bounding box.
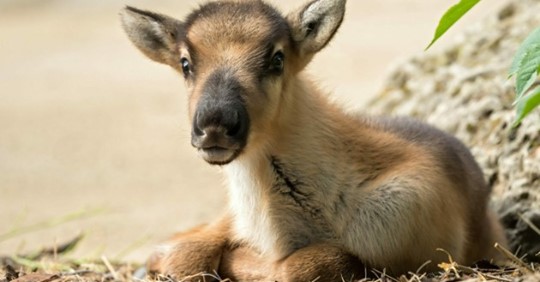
[120,0,507,280]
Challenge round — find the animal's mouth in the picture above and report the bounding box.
[191,124,248,166]
[197,146,240,165]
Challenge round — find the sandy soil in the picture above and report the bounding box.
[0,0,504,262]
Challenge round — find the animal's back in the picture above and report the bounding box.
[360,116,505,265]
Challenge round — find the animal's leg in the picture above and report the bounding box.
[278,243,367,282]
[218,243,367,282]
[466,210,509,265]
[218,246,274,282]
[147,216,231,281]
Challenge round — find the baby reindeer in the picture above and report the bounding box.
[120,0,507,280]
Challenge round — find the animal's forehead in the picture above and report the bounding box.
[183,1,289,49]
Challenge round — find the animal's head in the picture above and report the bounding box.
[120,0,346,165]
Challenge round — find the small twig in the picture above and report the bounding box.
[101,255,119,280]
[28,234,84,260]
[404,272,426,282]
[60,270,95,277]
[481,272,513,282]
[415,260,431,274]
[457,263,514,282]
[53,238,58,261]
[494,243,534,274]
[370,268,399,282]
[436,248,460,279]
[156,274,176,282]
[177,271,223,282]
[518,213,540,237]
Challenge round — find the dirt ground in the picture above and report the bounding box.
[0,0,505,262]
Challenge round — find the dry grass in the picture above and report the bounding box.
[1,258,539,282]
[1,237,539,282]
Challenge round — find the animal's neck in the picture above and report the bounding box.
[224,75,359,257]
[274,76,343,150]
[231,75,348,180]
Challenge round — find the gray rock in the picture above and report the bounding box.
[496,190,540,260]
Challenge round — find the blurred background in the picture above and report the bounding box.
[0,0,504,262]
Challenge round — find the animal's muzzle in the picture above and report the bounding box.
[191,69,250,165]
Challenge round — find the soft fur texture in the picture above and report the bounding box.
[120,0,508,281]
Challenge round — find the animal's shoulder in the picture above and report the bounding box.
[360,115,466,155]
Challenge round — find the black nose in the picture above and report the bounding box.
[191,100,249,151]
[193,104,247,142]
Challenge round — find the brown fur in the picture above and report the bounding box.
[121,0,508,281]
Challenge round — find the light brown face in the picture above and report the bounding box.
[121,0,346,165]
[177,1,292,165]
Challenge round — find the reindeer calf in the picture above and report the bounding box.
[120,0,507,280]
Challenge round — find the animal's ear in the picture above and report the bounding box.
[120,6,184,65]
[287,0,346,64]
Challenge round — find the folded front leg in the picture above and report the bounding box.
[147,216,231,281]
[219,243,367,282]
[278,243,367,282]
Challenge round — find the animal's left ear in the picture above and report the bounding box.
[287,0,346,63]
[120,6,184,66]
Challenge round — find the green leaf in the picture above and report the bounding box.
[426,0,481,50]
[510,27,540,76]
[515,44,540,99]
[513,86,540,127]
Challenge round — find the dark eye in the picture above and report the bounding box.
[180,58,191,77]
[269,51,284,74]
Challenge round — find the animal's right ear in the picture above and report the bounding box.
[287,0,346,68]
[120,6,184,65]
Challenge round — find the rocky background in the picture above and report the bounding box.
[368,0,540,261]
